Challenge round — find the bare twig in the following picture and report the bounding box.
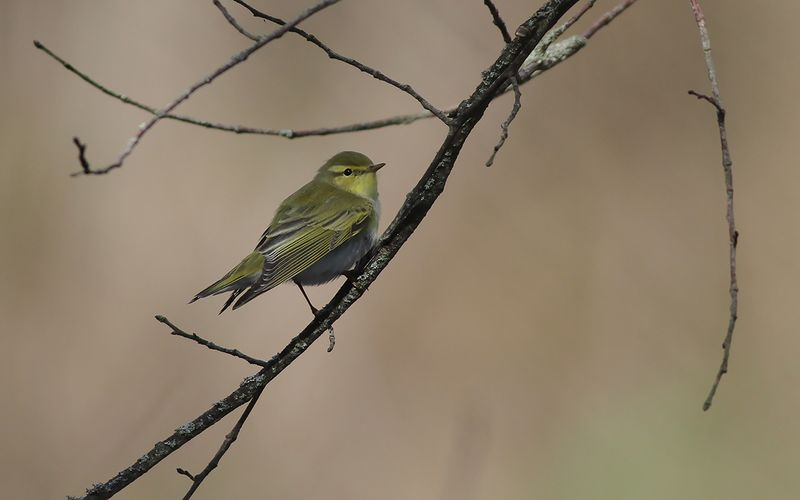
[71,2,582,497]
[564,0,597,31]
[180,385,266,499]
[73,137,90,174]
[687,0,739,411]
[65,0,340,176]
[175,468,194,480]
[483,0,513,41]
[483,0,522,167]
[584,0,636,38]
[36,0,635,142]
[229,0,450,123]
[213,0,258,41]
[155,315,270,368]
[485,79,521,167]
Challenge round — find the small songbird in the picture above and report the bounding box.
[191,151,384,314]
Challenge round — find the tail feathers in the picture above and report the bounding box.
[219,289,244,315]
[230,286,263,311]
[190,251,265,310]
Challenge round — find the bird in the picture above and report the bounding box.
[190,151,384,314]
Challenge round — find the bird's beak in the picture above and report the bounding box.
[368,162,386,172]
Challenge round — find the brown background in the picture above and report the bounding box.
[2,1,798,498]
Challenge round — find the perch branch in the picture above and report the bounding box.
[687,0,739,411]
[70,1,581,498]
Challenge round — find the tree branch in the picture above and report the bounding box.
[35,0,636,143]
[213,0,258,41]
[156,315,270,368]
[687,0,739,412]
[584,0,635,38]
[179,385,266,499]
[64,0,340,176]
[70,1,582,497]
[482,0,521,167]
[228,0,450,123]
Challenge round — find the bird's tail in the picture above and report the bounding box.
[190,251,265,312]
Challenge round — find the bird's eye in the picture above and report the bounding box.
[343,168,353,176]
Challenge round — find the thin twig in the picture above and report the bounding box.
[485,78,521,167]
[483,0,513,41]
[229,0,450,123]
[564,0,597,32]
[155,315,270,368]
[483,0,522,167]
[67,0,339,176]
[71,2,582,497]
[36,0,635,142]
[687,0,739,411]
[176,468,195,480]
[213,0,258,41]
[180,385,266,499]
[584,0,636,38]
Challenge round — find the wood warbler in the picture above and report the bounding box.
[191,151,384,313]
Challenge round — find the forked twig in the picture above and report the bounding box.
[687,0,739,411]
[230,0,450,123]
[66,0,340,176]
[178,386,266,499]
[36,1,637,145]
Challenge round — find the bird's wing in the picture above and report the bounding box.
[232,186,373,309]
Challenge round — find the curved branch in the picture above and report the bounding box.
[687,0,739,412]
[230,0,450,123]
[64,0,340,176]
[482,0,521,167]
[35,0,637,143]
[70,1,581,497]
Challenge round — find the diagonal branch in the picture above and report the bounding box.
[584,0,635,38]
[228,0,450,123]
[687,0,739,412]
[65,0,340,176]
[179,385,266,499]
[156,315,270,368]
[70,1,581,498]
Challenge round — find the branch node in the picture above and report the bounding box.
[176,468,195,481]
[687,89,723,113]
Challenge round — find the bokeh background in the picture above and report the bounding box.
[2,1,798,498]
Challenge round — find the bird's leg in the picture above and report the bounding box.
[294,281,319,316]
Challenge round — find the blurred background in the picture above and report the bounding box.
[2,1,798,498]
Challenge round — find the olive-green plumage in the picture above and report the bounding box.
[191,151,384,313]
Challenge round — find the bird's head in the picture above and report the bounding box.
[315,151,385,200]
